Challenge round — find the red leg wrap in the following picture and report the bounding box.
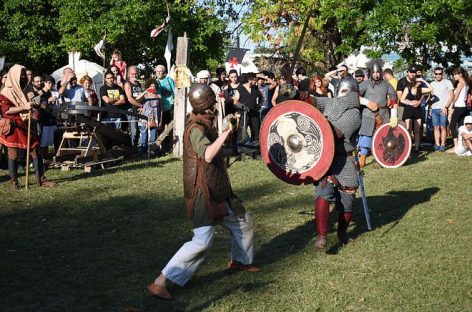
[315,197,330,236]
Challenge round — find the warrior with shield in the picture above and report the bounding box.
[312,77,362,248]
[357,60,398,167]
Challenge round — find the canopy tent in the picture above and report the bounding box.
[51,52,105,93]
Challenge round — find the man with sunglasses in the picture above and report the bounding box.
[430,67,454,151]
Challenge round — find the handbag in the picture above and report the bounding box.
[0,118,12,136]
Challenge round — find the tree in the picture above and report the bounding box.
[0,0,230,75]
[364,0,472,70]
[242,0,472,72]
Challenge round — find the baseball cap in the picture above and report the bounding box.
[354,69,364,77]
[464,115,472,124]
[408,65,418,73]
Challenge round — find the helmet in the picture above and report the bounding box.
[368,59,383,80]
[337,77,359,98]
[189,83,216,113]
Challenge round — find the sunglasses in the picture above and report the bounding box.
[434,73,443,75]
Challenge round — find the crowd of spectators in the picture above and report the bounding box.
[1,52,471,189]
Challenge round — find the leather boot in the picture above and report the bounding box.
[33,158,56,187]
[359,154,367,168]
[337,212,354,244]
[8,159,19,190]
[314,197,330,249]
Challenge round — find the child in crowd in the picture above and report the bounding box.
[110,50,127,81]
[139,82,162,158]
[455,115,472,156]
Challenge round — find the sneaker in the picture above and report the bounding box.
[434,145,440,151]
[439,145,446,152]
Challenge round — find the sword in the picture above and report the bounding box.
[354,151,373,230]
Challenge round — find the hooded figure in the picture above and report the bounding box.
[0,64,55,189]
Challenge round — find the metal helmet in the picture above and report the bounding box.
[368,59,383,80]
[188,83,216,113]
[336,76,359,98]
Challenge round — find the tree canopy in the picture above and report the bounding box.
[0,0,230,75]
[242,0,472,72]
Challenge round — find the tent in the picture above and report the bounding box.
[51,52,105,92]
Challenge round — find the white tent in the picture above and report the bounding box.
[51,52,105,92]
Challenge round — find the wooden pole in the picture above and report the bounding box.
[289,15,311,75]
[25,111,31,190]
[173,33,190,157]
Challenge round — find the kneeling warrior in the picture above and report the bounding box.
[312,77,362,248]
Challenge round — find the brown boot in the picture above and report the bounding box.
[314,235,327,249]
[38,176,57,187]
[11,178,19,190]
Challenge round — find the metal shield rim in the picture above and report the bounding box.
[259,100,335,185]
[372,123,412,168]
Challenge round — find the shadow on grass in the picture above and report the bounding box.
[250,187,439,258]
[0,180,284,311]
[326,187,439,254]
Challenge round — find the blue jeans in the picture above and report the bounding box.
[358,135,372,156]
[431,109,447,127]
[140,127,157,156]
[103,117,121,129]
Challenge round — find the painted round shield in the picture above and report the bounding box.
[372,124,412,168]
[260,100,335,185]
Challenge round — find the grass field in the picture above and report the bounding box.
[1,151,471,312]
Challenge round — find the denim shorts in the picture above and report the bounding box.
[431,109,447,127]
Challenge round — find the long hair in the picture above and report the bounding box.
[452,67,469,83]
[309,75,327,96]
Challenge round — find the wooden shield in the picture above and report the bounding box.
[372,123,412,168]
[260,100,335,185]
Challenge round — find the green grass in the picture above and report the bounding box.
[1,152,471,312]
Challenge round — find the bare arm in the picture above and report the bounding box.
[420,79,433,94]
[124,82,143,108]
[5,102,32,114]
[324,69,338,82]
[271,86,279,107]
[204,128,231,163]
[452,81,464,105]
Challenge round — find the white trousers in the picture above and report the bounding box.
[455,145,472,156]
[161,210,254,286]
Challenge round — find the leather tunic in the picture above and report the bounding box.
[183,114,232,220]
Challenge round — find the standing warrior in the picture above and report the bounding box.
[148,84,260,300]
[312,77,362,249]
[358,60,398,167]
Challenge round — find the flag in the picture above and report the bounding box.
[164,29,173,71]
[94,35,106,60]
[150,15,171,38]
[150,22,166,38]
[225,48,247,75]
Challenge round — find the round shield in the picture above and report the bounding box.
[372,123,411,168]
[259,100,335,185]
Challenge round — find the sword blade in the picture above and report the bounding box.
[358,173,373,230]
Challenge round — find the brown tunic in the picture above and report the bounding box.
[183,114,232,227]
